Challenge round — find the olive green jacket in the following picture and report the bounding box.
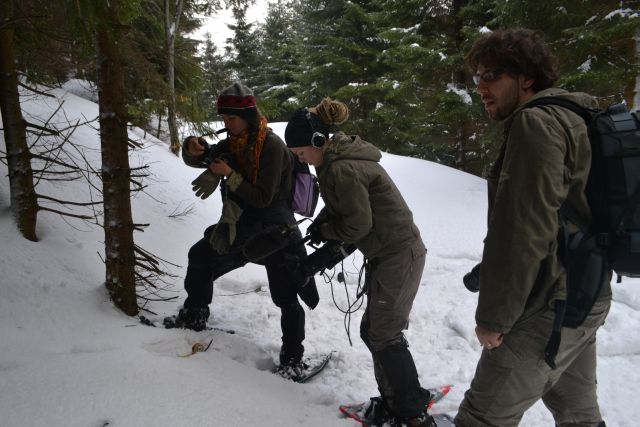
[477,88,612,334]
[315,132,421,259]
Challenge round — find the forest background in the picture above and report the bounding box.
[0,0,639,315]
[8,0,640,174]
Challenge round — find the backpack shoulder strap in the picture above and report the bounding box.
[525,97,594,124]
[525,97,595,233]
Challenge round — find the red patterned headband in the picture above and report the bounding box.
[217,94,257,109]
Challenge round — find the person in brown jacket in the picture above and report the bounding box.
[163,82,319,375]
[284,99,434,427]
[455,29,610,427]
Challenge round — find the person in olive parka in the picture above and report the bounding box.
[455,29,611,427]
[164,82,319,373]
[285,98,434,427]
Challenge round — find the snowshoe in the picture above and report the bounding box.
[273,352,333,383]
[339,385,452,427]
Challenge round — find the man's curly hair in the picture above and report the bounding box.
[466,29,559,92]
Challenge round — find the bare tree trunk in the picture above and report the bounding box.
[0,0,38,241]
[96,0,137,316]
[156,110,163,139]
[164,0,183,155]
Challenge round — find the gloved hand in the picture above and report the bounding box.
[307,221,325,245]
[209,199,243,254]
[463,263,481,293]
[192,169,221,200]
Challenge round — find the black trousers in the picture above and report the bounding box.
[183,220,306,360]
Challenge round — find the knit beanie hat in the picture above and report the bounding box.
[285,98,349,148]
[284,109,329,148]
[217,82,258,121]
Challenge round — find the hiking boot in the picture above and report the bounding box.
[357,396,391,426]
[390,411,437,427]
[163,307,209,331]
[279,347,304,367]
[274,358,310,381]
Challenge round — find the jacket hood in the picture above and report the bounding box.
[322,132,382,165]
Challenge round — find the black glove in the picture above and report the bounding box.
[307,221,325,245]
[463,263,481,293]
[285,241,357,288]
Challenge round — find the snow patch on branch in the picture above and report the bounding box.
[446,83,472,105]
[605,9,640,20]
[578,57,593,72]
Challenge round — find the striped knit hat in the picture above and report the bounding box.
[217,82,257,121]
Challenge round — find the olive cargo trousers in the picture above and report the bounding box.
[455,299,610,427]
[360,238,430,419]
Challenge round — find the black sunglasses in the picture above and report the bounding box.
[473,69,505,85]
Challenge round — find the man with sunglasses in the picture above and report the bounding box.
[454,29,610,427]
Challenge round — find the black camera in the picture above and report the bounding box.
[183,130,230,167]
[242,223,301,262]
[463,263,481,293]
[286,240,357,287]
[200,141,232,167]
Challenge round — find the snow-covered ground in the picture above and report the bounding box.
[1,86,639,427]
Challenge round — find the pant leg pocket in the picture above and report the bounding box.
[579,299,610,329]
[460,338,539,427]
[466,341,518,407]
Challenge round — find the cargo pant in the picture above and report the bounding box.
[360,238,430,419]
[455,298,610,427]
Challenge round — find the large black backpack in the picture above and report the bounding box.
[527,98,640,367]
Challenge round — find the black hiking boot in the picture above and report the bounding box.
[163,307,210,331]
[274,351,309,380]
[355,396,391,426]
[390,411,437,427]
[274,359,310,381]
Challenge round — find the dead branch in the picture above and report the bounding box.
[38,206,94,220]
[25,121,60,136]
[18,81,56,98]
[37,193,101,207]
[168,201,196,218]
[128,137,144,148]
[133,244,180,307]
[31,153,86,171]
[133,222,150,232]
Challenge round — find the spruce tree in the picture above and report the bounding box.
[358,0,488,172]
[250,0,303,121]
[461,0,640,174]
[65,0,142,315]
[225,3,261,84]
[199,34,233,119]
[488,0,639,106]
[295,0,386,125]
[0,0,38,241]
